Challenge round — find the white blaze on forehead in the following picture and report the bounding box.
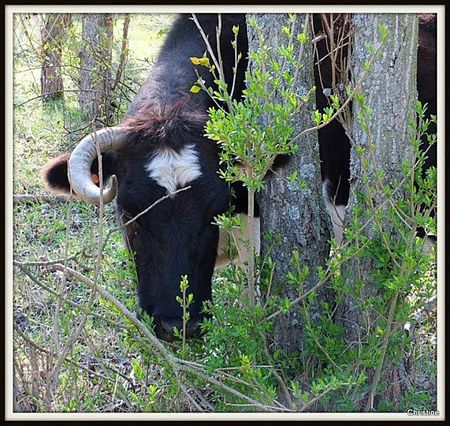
[145,145,202,194]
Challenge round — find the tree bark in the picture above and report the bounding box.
[338,13,418,343]
[248,14,332,355]
[40,14,68,102]
[337,14,419,410]
[79,14,114,125]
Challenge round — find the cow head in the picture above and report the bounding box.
[43,113,230,341]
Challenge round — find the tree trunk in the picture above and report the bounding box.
[40,14,67,102]
[79,13,113,125]
[248,13,332,355]
[339,13,418,342]
[112,14,131,94]
[338,14,419,410]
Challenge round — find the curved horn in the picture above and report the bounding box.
[68,126,128,205]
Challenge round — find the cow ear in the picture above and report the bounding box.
[42,153,116,194]
[41,154,71,194]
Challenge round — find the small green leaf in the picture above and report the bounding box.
[378,23,388,43]
[282,25,290,36]
[313,109,321,126]
[297,32,308,44]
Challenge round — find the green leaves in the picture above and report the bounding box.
[204,50,303,191]
[190,56,210,66]
[330,94,340,110]
[191,15,436,413]
[175,274,194,354]
[378,22,388,43]
[297,32,309,44]
[313,109,321,126]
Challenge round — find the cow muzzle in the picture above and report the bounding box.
[156,318,202,342]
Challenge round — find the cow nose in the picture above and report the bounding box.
[160,318,201,340]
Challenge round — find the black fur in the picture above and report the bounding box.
[44,14,248,341]
[417,14,437,174]
[115,14,248,339]
[42,154,70,193]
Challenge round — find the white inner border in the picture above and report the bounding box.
[5,4,446,422]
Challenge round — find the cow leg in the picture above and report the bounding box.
[324,199,346,246]
[322,179,346,245]
[215,226,233,268]
[215,213,260,268]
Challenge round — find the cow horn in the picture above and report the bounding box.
[68,126,128,205]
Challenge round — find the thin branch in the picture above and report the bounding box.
[176,374,205,412]
[15,262,127,327]
[191,13,233,112]
[13,256,78,267]
[178,364,292,412]
[292,14,310,87]
[112,15,131,93]
[48,263,176,361]
[365,291,400,412]
[298,387,333,412]
[14,89,109,109]
[15,326,117,384]
[122,186,192,228]
[191,14,221,77]
[13,194,72,204]
[264,264,333,323]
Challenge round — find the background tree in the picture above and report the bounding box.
[40,14,71,102]
[111,14,131,96]
[247,14,332,355]
[79,13,114,125]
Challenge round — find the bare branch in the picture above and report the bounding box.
[13,194,72,204]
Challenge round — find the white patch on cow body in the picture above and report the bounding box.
[145,145,202,193]
[322,179,346,245]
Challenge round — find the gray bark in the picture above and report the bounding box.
[79,14,113,124]
[248,14,331,355]
[341,14,419,411]
[338,14,418,350]
[337,14,418,411]
[40,14,67,102]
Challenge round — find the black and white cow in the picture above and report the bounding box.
[43,13,436,341]
[43,14,248,341]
